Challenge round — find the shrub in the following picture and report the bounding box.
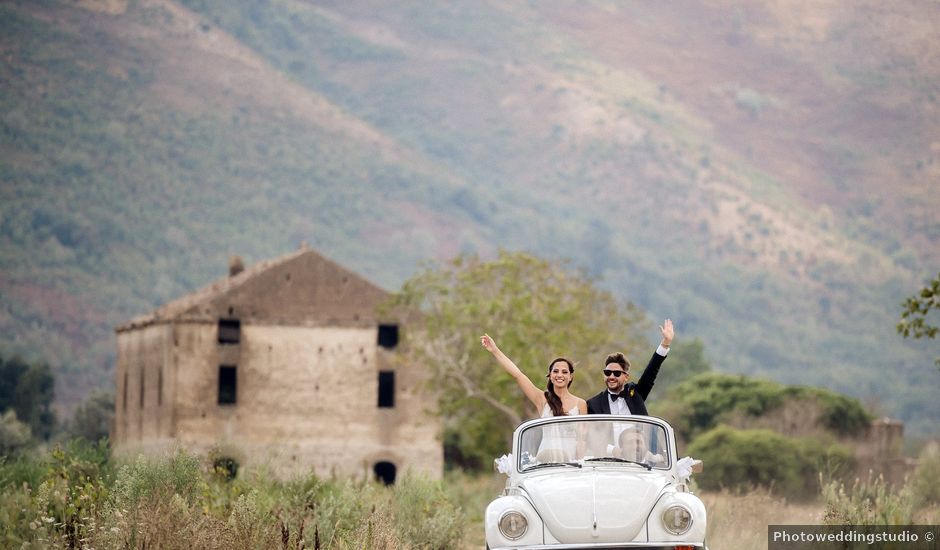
[663,374,788,441]
[100,450,206,548]
[0,451,45,491]
[109,450,203,509]
[687,426,854,499]
[225,490,279,548]
[393,473,464,549]
[0,409,32,455]
[32,439,112,548]
[792,387,872,437]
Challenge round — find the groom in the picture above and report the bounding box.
[586,319,673,416]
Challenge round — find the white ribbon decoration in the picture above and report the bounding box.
[494,453,513,474]
[675,456,702,482]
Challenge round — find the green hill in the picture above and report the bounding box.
[0,0,937,432]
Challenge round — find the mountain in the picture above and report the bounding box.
[1,0,937,433]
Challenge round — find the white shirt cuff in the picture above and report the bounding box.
[656,344,670,356]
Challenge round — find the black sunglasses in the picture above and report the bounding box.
[603,369,627,377]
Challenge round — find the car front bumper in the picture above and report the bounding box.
[489,544,706,550]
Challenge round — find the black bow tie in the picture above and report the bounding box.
[610,391,626,400]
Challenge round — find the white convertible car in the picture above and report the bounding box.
[486,415,707,550]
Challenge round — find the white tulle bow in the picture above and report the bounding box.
[494,453,513,474]
[676,456,702,482]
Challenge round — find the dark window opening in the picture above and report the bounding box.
[378,371,395,408]
[374,461,397,485]
[218,365,237,405]
[157,368,163,407]
[139,370,145,409]
[123,372,128,412]
[377,324,399,349]
[213,457,239,481]
[218,319,241,344]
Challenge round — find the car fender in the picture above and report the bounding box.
[485,493,544,549]
[645,489,707,544]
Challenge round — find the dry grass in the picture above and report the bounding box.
[701,489,824,550]
[702,483,940,550]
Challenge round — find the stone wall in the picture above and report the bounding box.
[114,321,442,480]
[113,323,175,450]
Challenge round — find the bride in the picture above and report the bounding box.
[481,334,587,461]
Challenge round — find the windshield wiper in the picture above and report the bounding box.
[584,457,652,470]
[524,461,583,471]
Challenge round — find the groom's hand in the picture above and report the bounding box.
[659,319,674,348]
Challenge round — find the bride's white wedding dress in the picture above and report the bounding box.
[540,403,580,418]
[536,403,580,462]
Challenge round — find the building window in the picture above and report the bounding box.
[157,368,163,407]
[374,461,397,485]
[123,371,128,412]
[378,371,395,408]
[377,324,399,349]
[218,365,237,405]
[218,319,241,344]
[140,369,145,409]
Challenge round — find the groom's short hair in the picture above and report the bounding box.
[605,352,630,370]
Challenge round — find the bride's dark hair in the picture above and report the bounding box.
[544,357,575,416]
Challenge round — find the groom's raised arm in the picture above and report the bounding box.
[636,319,673,400]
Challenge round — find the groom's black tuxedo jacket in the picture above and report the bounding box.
[585,350,666,416]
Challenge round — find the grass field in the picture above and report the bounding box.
[1,441,937,549]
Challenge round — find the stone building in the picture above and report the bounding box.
[112,246,441,482]
[855,417,913,486]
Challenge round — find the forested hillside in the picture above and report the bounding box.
[0,0,937,432]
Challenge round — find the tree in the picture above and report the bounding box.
[389,250,651,469]
[0,354,56,440]
[66,390,114,443]
[897,272,939,367]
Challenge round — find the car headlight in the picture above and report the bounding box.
[498,511,528,540]
[662,504,692,535]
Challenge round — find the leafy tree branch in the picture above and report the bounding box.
[897,272,939,367]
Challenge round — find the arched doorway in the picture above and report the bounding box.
[373,461,397,485]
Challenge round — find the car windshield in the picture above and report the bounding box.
[518,418,670,472]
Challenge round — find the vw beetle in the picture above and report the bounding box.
[485,415,707,549]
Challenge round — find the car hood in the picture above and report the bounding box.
[521,468,669,543]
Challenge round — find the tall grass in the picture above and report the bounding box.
[0,443,465,549]
[822,443,940,527]
[822,473,916,525]
[3,441,938,549]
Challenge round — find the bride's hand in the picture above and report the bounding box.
[480,334,499,354]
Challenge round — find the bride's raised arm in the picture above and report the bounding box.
[480,334,545,410]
